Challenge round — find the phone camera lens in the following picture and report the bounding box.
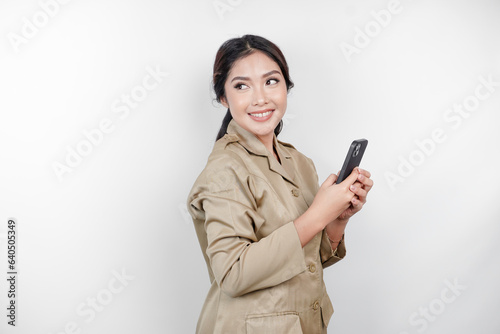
[353,144,360,157]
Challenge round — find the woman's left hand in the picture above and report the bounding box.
[336,167,374,221]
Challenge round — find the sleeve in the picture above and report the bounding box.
[320,231,346,269]
[305,156,347,269]
[188,155,307,298]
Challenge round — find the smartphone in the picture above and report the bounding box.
[335,139,368,184]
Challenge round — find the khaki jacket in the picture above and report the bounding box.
[187,119,346,334]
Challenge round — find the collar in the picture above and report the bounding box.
[225,119,297,186]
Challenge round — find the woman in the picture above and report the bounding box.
[187,34,373,333]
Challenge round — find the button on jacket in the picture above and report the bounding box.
[187,119,346,334]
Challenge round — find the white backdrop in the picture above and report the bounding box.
[1,0,499,333]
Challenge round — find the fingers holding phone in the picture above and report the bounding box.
[347,167,373,211]
[357,168,374,193]
[311,139,374,224]
[312,170,359,225]
[334,137,373,219]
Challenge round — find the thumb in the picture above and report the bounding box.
[321,173,338,188]
[340,167,360,187]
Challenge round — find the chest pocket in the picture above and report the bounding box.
[245,312,303,334]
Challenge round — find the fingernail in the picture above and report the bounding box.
[350,185,356,191]
[358,174,364,180]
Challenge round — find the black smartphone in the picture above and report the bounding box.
[335,139,368,184]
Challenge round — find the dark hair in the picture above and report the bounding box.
[213,34,294,141]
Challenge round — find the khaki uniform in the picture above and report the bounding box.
[187,119,346,333]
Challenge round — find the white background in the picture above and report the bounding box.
[1,0,499,333]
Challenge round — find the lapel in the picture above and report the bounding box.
[226,120,298,187]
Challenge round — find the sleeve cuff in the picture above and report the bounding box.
[320,230,346,269]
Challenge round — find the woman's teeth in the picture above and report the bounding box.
[250,110,273,118]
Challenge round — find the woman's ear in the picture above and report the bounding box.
[220,96,229,109]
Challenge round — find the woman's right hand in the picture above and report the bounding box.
[293,169,359,248]
[308,169,360,228]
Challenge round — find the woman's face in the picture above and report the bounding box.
[220,51,287,144]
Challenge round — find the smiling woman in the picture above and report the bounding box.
[220,53,287,158]
[213,35,294,143]
[187,34,373,333]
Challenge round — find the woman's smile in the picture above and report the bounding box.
[247,109,274,121]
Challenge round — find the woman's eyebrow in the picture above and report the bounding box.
[230,70,281,83]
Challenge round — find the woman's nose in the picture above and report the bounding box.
[252,87,268,105]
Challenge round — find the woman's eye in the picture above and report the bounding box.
[233,78,279,90]
[234,83,249,90]
[267,78,279,85]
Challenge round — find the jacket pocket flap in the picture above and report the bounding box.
[246,312,303,334]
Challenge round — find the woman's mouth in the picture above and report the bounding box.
[248,109,274,122]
